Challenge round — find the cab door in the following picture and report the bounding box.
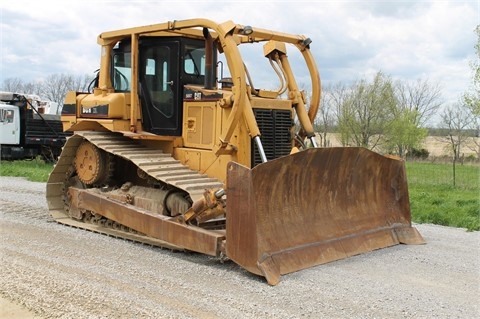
[138,40,181,136]
[0,105,20,145]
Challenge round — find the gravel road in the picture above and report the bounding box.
[0,176,479,319]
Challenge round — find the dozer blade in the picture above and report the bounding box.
[226,147,425,285]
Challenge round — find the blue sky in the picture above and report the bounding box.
[1,0,478,113]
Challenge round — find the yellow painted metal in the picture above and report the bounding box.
[92,18,322,150]
[50,19,425,286]
[183,101,217,149]
[130,34,139,132]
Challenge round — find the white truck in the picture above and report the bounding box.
[0,92,70,162]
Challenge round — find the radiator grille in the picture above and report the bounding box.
[252,109,293,167]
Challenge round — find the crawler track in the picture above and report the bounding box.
[46,131,224,249]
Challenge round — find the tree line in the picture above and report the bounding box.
[314,71,478,160]
[1,25,478,161]
[1,73,95,108]
[1,70,478,161]
[315,26,479,161]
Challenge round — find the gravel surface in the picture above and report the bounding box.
[0,176,479,319]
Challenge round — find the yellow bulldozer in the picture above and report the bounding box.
[46,19,424,285]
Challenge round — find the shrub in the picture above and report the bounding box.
[408,148,429,160]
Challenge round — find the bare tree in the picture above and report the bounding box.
[440,103,475,161]
[440,102,476,186]
[26,83,39,94]
[72,74,96,92]
[315,84,337,147]
[37,74,73,107]
[1,77,27,93]
[328,82,350,146]
[3,73,93,102]
[37,73,94,110]
[395,78,443,127]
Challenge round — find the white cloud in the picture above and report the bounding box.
[1,0,478,123]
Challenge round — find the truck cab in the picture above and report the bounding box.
[0,103,20,146]
[0,92,69,161]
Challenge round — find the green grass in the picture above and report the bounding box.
[406,162,480,231]
[0,158,478,231]
[0,158,54,182]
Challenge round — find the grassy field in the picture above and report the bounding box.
[0,158,53,182]
[406,162,479,231]
[1,158,479,231]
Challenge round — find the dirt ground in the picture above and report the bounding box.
[321,133,479,158]
[0,298,41,319]
[1,176,479,319]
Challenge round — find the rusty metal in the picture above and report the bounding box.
[226,147,425,285]
[181,189,226,224]
[68,187,225,256]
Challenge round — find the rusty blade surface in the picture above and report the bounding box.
[226,147,425,285]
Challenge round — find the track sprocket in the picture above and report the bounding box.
[75,140,111,185]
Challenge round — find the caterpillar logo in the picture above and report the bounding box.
[81,104,109,116]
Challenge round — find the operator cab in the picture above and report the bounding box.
[112,37,211,136]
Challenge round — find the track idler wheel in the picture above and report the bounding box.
[75,141,111,185]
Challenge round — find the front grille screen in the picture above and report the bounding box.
[252,109,293,167]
